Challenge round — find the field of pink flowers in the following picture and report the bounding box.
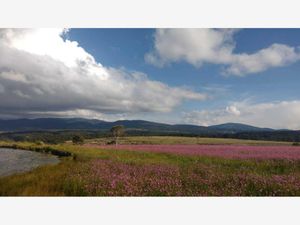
[88,144,300,160]
[67,144,300,196]
[2,142,300,196]
[71,158,300,196]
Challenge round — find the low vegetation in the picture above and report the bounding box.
[0,137,299,196]
[86,136,291,146]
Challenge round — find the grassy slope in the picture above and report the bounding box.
[0,139,299,196]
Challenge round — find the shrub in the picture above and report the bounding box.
[72,135,84,145]
[35,141,45,145]
[106,140,116,145]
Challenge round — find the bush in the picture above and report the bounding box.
[35,141,45,145]
[72,135,84,145]
[106,140,116,145]
[292,142,300,146]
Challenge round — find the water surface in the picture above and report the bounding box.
[0,148,59,177]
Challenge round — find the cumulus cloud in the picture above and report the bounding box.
[183,100,300,129]
[145,29,300,76]
[0,28,207,118]
[225,105,241,116]
[145,29,236,67]
[227,44,300,75]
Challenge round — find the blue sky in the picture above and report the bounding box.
[1,29,300,129]
[68,28,300,104]
[67,29,300,128]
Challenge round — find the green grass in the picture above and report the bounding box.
[0,140,299,196]
[86,136,291,145]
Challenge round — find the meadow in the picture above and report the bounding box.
[0,137,299,196]
[86,136,292,145]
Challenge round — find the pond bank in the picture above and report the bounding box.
[0,142,73,157]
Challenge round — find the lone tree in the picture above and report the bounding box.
[110,125,125,145]
[72,135,84,145]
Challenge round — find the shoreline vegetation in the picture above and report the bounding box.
[0,142,73,157]
[0,137,299,196]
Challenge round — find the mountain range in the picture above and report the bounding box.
[0,118,276,134]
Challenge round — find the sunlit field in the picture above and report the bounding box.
[86,136,292,146]
[0,137,299,196]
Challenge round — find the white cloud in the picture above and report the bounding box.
[183,100,300,129]
[146,29,300,75]
[227,44,300,75]
[225,105,240,116]
[0,28,207,118]
[145,29,235,67]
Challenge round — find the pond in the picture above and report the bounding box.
[0,148,60,177]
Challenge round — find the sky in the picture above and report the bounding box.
[0,28,300,129]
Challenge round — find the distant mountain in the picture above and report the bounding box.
[0,118,278,134]
[208,123,274,133]
[0,118,109,131]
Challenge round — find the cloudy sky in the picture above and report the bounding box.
[0,28,300,129]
